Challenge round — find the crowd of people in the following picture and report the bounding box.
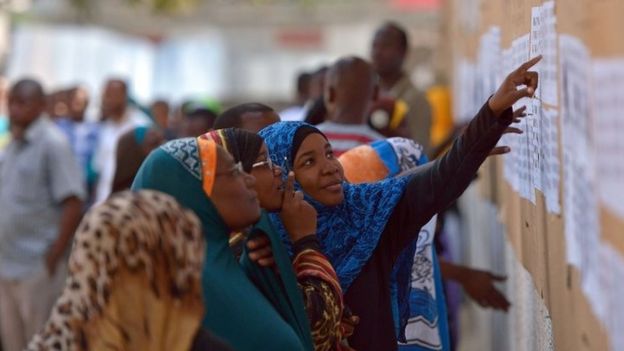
[0,22,540,351]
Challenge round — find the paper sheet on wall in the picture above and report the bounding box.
[591,59,624,219]
[529,2,561,194]
[563,159,600,279]
[532,1,558,107]
[500,47,520,191]
[540,107,561,214]
[559,35,600,269]
[528,99,543,193]
[604,244,624,351]
[583,243,624,351]
[512,34,535,204]
[530,6,543,101]
[528,7,542,193]
[529,6,545,193]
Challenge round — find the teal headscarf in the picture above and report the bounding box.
[131,138,313,351]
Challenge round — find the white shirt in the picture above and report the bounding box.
[279,105,306,122]
[94,109,150,204]
[316,121,385,156]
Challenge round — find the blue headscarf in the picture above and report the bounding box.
[259,121,416,338]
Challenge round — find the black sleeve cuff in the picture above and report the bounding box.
[292,235,321,255]
[495,105,514,127]
[482,98,514,128]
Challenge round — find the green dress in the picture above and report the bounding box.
[132,138,313,351]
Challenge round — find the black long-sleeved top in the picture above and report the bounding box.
[344,102,513,351]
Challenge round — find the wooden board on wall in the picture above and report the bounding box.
[501,0,533,47]
[521,194,549,297]
[546,211,609,351]
[501,0,553,320]
[587,0,624,57]
[471,0,621,350]
[556,0,589,39]
[569,269,611,351]
[602,209,624,254]
[543,213,576,351]
[444,0,623,348]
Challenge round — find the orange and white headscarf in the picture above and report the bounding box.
[339,137,427,183]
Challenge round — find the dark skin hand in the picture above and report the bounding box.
[485,55,541,157]
[440,260,511,311]
[279,172,318,242]
[488,55,541,117]
[247,234,275,267]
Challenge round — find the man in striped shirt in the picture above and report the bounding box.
[317,56,385,156]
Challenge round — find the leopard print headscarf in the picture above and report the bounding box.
[27,190,205,351]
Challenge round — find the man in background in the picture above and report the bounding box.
[150,99,170,130]
[316,56,385,156]
[371,22,433,154]
[0,79,85,351]
[93,79,149,204]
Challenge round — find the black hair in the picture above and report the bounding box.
[380,21,408,52]
[106,78,129,94]
[291,125,327,164]
[214,102,275,130]
[218,128,265,173]
[303,96,327,125]
[313,66,329,77]
[11,78,45,100]
[297,72,312,95]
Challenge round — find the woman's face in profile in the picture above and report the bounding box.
[211,147,261,231]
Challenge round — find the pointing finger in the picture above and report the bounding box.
[515,55,542,73]
[282,171,296,206]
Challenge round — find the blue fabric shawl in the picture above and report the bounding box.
[259,121,416,338]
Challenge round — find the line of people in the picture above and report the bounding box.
[0,23,541,351]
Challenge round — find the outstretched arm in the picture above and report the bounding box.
[388,56,542,253]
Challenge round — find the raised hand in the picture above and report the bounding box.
[489,56,542,117]
[279,172,318,242]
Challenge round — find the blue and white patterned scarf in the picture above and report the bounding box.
[259,121,415,338]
